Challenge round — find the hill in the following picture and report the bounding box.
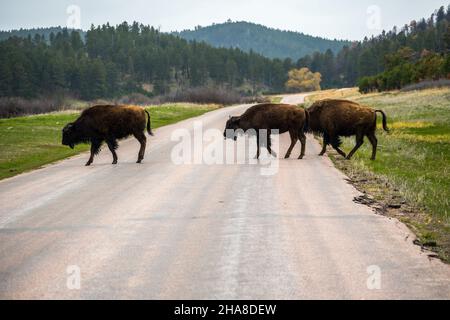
[176,21,351,60]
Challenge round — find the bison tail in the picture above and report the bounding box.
[145,110,154,136]
[375,110,389,132]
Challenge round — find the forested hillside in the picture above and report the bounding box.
[1,6,449,101]
[177,21,350,60]
[297,5,450,89]
[0,22,296,100]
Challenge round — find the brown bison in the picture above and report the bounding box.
[62,105,154,166]
[307,99,388,160]
[224,103,309,159]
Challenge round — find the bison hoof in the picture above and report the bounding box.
[318,153,325,157]
[298,156,304,160]
[284,155,290,159]
[85,163,92,167]
[137,160,143,164]
[112,161,118,165]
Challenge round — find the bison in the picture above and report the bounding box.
[307,99,388,160]
[224,103,309,159]
[62,105,154,166]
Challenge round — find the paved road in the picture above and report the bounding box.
[0,94,449,299]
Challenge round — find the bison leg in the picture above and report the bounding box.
[367,133,378,161]
[319,134,329,156]
[334,146,347,158]
[134,132,147,163]
[266,134,278,158]
[346,132,364,160]
[107,139,119,165]
[86,140,102,166]
[285,131,298,159]
[329,135,347,158]
[256,133,276,159]
[255,135,261,160]
[298,133,307,160]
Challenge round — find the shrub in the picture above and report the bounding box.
[117,93,154,106]
[0,95,69,118]
[157,87,244,105]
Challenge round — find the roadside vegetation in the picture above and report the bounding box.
[269,96,283,104]
[0,103,219,180]
[0,96,90,118]
[0,89,268,119]
[305,88,450,261]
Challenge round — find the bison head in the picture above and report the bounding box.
[62,123,80,149]
[224,116,242,141]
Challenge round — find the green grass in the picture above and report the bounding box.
[306,88,450,260]
[343,89,450,222]
[0,103,219,180]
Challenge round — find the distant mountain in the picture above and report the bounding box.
[0,27,85,42]
[176,21,351,61]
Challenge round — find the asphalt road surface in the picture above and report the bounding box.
[0,94,449,299]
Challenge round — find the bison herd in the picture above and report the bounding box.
[62,99,388,166]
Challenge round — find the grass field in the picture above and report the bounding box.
[0,103,219,180]
[306,88,450,260]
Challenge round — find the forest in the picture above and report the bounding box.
[0,22,294,100]
[0,6,449,101]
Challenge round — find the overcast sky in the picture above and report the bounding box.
[0,0,448,40]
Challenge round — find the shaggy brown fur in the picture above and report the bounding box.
[62,105,154,166]
[307,99,388,160]
[224,103,309,159]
